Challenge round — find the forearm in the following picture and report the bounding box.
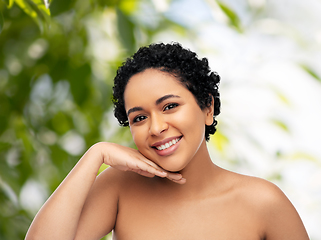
[25,141,184,240]
[25,143,105,240]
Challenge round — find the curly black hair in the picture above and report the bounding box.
[112,42,221,141]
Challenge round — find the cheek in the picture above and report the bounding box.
[131,130,139,145]
[130,127,147,148]
[172,106,206,137]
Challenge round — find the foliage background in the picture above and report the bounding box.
[0,0,320,239]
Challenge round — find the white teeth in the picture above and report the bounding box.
[156,138,180,150]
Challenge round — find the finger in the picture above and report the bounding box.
[130,168,155,178]
[141,159,178,179]
[141,158,159,168]
[141,159,167,175]
[149,167,167,178]
[166,172,183,181]
[170,177,186,185]
[129,161,167,178]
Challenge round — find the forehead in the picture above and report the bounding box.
[124,69,189,108]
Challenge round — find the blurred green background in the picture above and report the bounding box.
[1,0,321,239]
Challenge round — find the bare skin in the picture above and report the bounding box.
[25,69,309,240]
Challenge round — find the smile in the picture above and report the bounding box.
[155,137,182,151]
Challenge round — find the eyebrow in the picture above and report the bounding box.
[155,94,180,105]
[127,94,180,116]
[127,106,143,117]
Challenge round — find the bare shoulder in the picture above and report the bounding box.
[231,173,285,205]
[227,171,309,240]
[223,172,287,217]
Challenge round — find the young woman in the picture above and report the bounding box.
[26,43,309,240]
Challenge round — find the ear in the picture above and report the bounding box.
[205,95,215,126]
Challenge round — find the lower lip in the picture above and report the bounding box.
[154,138,182,156]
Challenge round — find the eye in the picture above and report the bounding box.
[133,115,147,123]
[163,103,179,111]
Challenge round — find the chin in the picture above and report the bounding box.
[161,163,186,173]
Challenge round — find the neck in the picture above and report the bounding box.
[165,140,222,198]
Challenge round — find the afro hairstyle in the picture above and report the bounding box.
[112,42,221,141]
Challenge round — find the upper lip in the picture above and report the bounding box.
[151,135,182,148]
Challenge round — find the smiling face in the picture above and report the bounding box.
[124,68,214,172]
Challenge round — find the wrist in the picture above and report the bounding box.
[90,142,112,166]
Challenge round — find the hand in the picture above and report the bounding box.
[97,142,186,184]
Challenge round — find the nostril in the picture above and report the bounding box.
[149,115,168,136]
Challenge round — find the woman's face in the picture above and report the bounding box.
[124,68,213,172]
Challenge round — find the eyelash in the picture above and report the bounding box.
[163,103,179,111]
[133,115,147,123]
[132,103,179,123]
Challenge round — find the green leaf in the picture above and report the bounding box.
[271,119,290,132]
[0,141,11,151]
[43,0,49,8]
[118,0,138,15]
[15,0,37,18]
[97,164,109,175]
[212,129,229,152]
[300,64,321,83]
[14,0,51,31]
[116,7,136,54]
[217,1,242,32]
[0,11,3,34]
[103,0,118,7]
[33,0,50,15]
[289,152,318,162]
[271,87,291,106]
[278,151,318,162]
[2,0,15,8]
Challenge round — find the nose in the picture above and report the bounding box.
[149,113,168,136]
